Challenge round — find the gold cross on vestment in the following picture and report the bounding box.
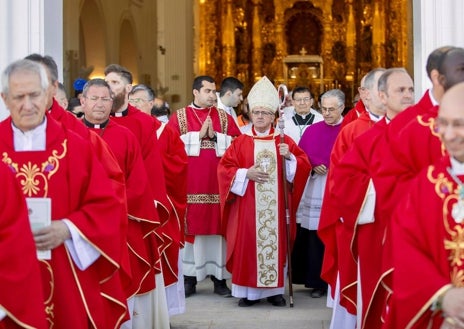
[445,225,464,266]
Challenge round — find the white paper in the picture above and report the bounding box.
[26,198,52,260]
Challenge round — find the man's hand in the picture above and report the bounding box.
[278,143,291,160]
[246,164,270,184]
[207,116,215,138]
[199,118,210,139]
[441,287,464,328]
[313,164,327,176]
[34,220,71,251]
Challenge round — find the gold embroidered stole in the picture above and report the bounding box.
[254,138,279,287]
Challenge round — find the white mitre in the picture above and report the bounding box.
[247,76,279,112]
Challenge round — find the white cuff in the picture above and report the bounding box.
[285,154,297,183]
[63,219,100,270]
[180,132,201,156]
[230,168,249,196]
[215,132,232,157]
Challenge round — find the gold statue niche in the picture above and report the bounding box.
[196,0,411,105]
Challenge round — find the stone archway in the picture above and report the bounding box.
[79,0,107,78]
[119,19,139,83]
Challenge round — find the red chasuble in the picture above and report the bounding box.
[386,156,463,329]
[0,162,47,329]
[168,106,241,239]
[319,110,376,295]
[111,105,172,274]
[156,122,188,286]
[86,119,160,296]
[0,116,128,329]
[331,119,388,322]
[217,129,310,288]
[340,99,367,129]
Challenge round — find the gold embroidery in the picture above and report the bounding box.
[177,108,188,135]
[187,194,220,204]
[2,140,67,197]
[201,140,215,149]
[450,267,464,287]
[418,115,446,156]
[444,225,464,267]
[254,140,279,287]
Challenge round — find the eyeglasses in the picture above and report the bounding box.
[252,110,274,117]
[293,97,312,103]
[321,106,342,114]
[129,98,151,104]
[86,96,112,103]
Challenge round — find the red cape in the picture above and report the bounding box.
[218,129,311,287]
[318,110,376,294]
[341,99,367,129]
[0,116,128,328]
[0,162,47,329]
[155,121,188,286]
[87,120,160,296]
[385,156,458,329]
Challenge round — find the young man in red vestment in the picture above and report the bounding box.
[0,59,129,328]
[129,83,189,317]
[217,76,311,307]
[105,64,173,328]
[331,68,414,329]
[385,82,464,329]
[168,75,241,298]
[0,161,47,329]
[80,78,163,328]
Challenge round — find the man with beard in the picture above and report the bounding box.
[105,64,172,329]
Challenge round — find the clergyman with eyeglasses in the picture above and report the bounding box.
[283,86,323,144]
[217,76,311,307]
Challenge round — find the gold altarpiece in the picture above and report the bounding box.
[196,0,412,104]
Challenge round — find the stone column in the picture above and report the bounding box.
[413,0,464,99]
[372,0,385,67]
[0,0,63,119]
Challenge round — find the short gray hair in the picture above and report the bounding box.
[321,89,345,107]
[1,59,49,95]
[378,68,410,93]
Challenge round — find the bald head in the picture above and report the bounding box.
[436,82,464,162]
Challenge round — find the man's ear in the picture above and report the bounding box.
[430,69,441,86]
[126,84,133,94]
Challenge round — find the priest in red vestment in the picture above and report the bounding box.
[105,64,174,328]
[385,82,464,329]
[168,75,241,298]
[217,76,311,307]
[0,161,47,329]
[0,59,129,328]
[331,68,414,328]
[80,78,163,327]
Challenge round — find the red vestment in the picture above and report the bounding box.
[86,119,160,296]
[340,99,367,129]
[319,110,376,295]
[331,118,388,323]
[168,106,241,239]
[0,116,128,328]
[155,122,188,286]
[0,162,47,329]
[217,129,311,287]
[111,105,172,273]
[385,156,461,329]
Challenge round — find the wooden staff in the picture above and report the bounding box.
[277,84,294,307]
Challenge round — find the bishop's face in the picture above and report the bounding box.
[81,85,113,124]
[251,106,275,133]
[2,70,48,132]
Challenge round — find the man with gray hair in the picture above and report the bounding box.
[0,59,129,328]
[292,89,345,299]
